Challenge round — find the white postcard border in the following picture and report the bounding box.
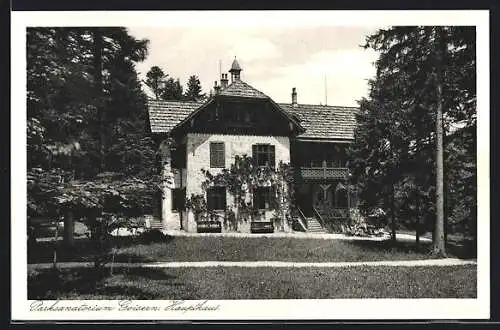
[11,10,490,321]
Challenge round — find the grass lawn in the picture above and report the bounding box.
[28,233,475,265]
[28,264,477,299]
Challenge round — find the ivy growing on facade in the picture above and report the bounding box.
[185,155,296,231]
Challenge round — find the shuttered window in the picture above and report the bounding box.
[252,144,275,168]
[210,142,225,168]
[207,186,226,211]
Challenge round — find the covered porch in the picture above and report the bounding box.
[295,180,356,232]
[291,139,357,232]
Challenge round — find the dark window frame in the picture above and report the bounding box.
[252,144,276,168]
[207,186,227,211]
[210,142,225,168]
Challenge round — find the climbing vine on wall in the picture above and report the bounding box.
[191,155,295,231]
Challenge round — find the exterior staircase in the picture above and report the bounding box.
[305,217,325,233]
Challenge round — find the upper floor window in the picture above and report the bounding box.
[221,103,255,126]
[252,144,275,168]
[207,186,226,211]
[210,142,225,168]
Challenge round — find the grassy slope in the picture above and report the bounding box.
[29,234,472,264]
[28,264,477,299]
[116,237,439,262]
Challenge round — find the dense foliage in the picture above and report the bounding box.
[184,155,295,231]
[144,66,204,101]
[27,27,163,246]
[348,26,476,250]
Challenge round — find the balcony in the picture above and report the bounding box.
[298,161,349,181]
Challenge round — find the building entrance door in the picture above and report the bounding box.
[296,184,313,217]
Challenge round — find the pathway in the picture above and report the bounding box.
[28,258,476,271]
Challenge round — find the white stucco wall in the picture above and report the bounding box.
[183,133,291,233]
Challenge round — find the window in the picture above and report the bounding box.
[207,186,226,211]
[210,142,225,168]
[171,188,186,211]
[252,144,275,168]
[253,187,271,210]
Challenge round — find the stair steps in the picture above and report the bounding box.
[305,217,325,233]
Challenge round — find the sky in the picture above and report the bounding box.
[127,26,380,107]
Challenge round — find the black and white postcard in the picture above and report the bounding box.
[11,10,490,321]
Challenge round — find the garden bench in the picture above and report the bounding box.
[251,221,274,233]
[196,221,222,233]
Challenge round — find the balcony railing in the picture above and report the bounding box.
[299,165,349,180]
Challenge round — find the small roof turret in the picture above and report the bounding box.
[230,57,242,71]
[229,57,242,82]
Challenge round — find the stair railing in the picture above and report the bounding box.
[296,207,308,231]
[312,207,326,229]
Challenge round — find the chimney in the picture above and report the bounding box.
[220,73,229,89]
[214,81,221,95]
[292,87,298,107]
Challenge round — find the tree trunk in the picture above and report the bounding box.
[93,28,105,173]
[416,231,420,250]
[63,210,75,247]
[416,218,420,250]
[433,27,446,257]
[53,224,59,269]
[391,183,396,243]
[88,213,98,241]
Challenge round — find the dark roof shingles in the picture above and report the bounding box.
[218,80,268,99]
[147,98,358,140]
[279,103,358,140]
[148,99,204,133]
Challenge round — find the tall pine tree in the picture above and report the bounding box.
[27,27,162,248]
[184,75,205,101]
[349,26,476,255]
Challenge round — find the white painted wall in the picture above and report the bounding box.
[183,133,291,232]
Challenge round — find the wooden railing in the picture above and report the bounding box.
[312,207,325,228]
[330,208,349,219]
[299,166,349,180]
[314,206,351,233]
[296,208,308,231]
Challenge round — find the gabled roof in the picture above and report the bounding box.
[279,103,358,140]
[148,99,204,134]
[218,80,268,99]
[148,99,358,140]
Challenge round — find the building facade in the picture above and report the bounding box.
[147,59,358,233]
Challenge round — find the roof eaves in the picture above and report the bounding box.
[268,98,305,133]
[295,137,354,143]
[169,98,214,132]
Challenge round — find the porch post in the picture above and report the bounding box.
[346,178,351,222]
[160,140,173,231]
